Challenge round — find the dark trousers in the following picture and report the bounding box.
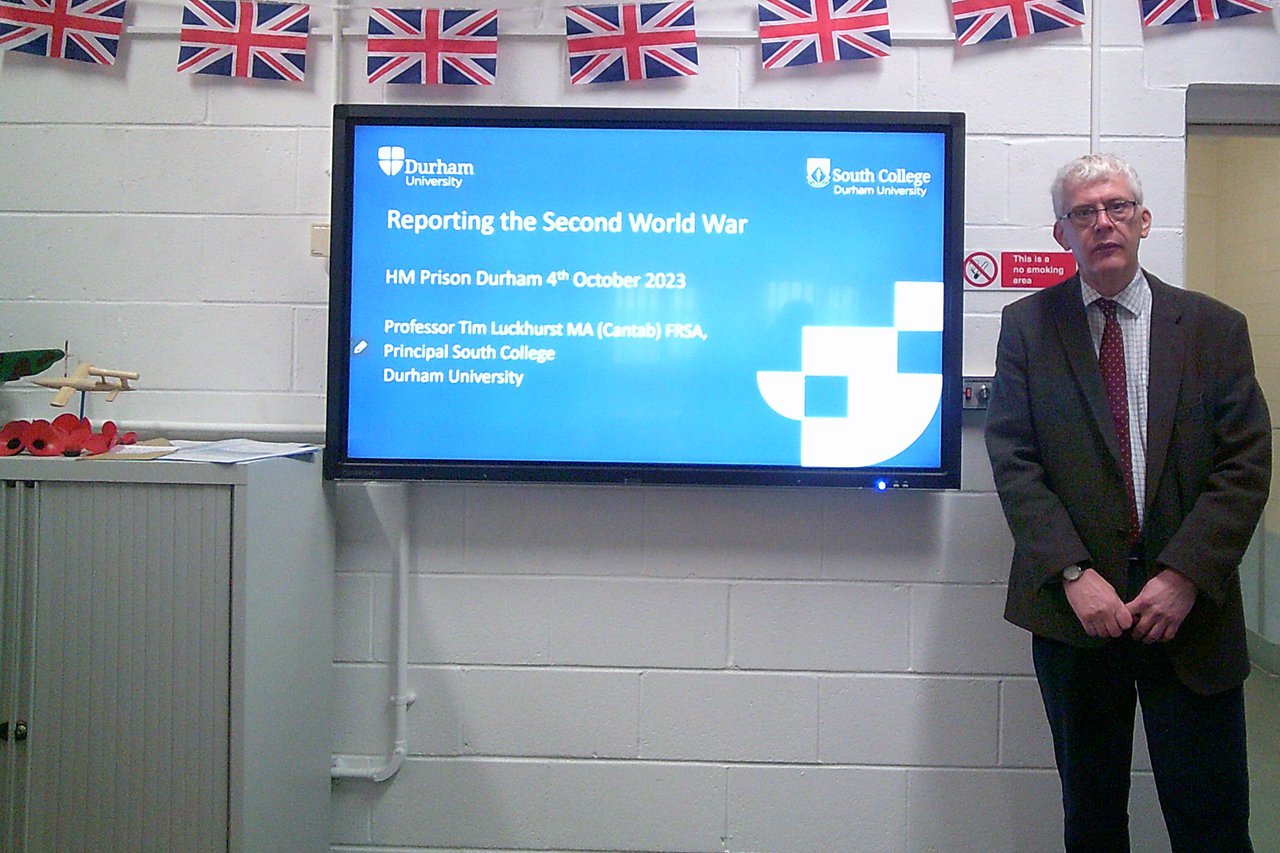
[1032,634,1253,853]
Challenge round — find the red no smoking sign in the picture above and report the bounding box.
[964,252,998,288]
[963,251,1077,290]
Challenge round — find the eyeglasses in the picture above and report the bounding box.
[1058,199,1139,228]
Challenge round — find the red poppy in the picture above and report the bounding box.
[52,413,84,435]
[24,420,66,457]
[0,420,29,456]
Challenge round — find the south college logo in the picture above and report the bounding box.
[378,145,406,176]
[806,157,831,188]
[757,281,943,467]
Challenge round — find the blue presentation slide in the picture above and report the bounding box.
[345,123,947,468]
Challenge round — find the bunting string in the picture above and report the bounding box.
[0,0,1272,84]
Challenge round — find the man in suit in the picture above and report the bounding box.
[985,153,1271,852]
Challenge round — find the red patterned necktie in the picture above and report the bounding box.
[1097,298,1140,540]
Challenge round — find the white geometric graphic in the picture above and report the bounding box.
[757,281,943,467]
[806,157,831,188]
[378,145,406,176]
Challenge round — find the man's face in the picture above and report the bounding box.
[1053,175,1151,296]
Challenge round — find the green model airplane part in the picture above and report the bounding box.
[0,349,65,383]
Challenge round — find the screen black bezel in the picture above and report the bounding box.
[325,104,965,489]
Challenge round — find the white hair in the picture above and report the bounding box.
[1050,153,1145,218]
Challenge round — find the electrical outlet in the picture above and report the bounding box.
[962,376,993,410]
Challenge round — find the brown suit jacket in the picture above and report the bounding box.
[985,272,1271,694]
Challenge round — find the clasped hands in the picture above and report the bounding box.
[1064,567,1198,643]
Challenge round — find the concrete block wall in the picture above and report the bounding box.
[329,470,1176,852]
[2,1,1279,850]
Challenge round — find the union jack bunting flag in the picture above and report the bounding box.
[368,8,497,85]
[0,0,126,65]
[952,0,1085,45]
[1140,0,1272,26]
[565,2,698,85]
[757,0,890,69]
[177,0,309,81]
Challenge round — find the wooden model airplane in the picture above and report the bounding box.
[31,363,140,407]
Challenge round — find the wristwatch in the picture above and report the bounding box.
[1062,564,1085,582]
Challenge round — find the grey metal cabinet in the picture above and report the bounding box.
[0,455,333,853]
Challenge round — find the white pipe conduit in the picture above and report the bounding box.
[1091,0,1102,154]
[331,481,417,783]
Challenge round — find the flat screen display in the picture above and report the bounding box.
[326,105,965,488]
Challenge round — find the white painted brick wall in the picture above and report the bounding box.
[641,670,820,761]
[728,766,908,852]
[818,675,999,765]
[5,0,1279,849]
[732,582,910,670]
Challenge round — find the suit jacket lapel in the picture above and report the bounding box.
[1144,274,1184,513]
[1051,276,1126,463]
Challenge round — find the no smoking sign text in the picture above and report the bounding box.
[964,251,1076,291]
